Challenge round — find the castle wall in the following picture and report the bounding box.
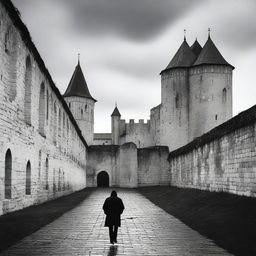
[0,1,87,215]
[169,105,256,197]
[160,69,189,151]
[150,104,161,145]
[87,144,170,188]
[118,143,138,187]
[137,146,169,186]
[189,65,232,140]
[64,97,95,145]
[86,145,119,187]
[119,119,152,148]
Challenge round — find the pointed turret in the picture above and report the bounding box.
[160,39,196,74]
[63,62,96,101]
[193,36,234,69]
[111,106,121,117]
[111,105,121,145]
[64,59,96,145]
[190,39,202,57]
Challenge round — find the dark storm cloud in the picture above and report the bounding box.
[60,0,199,41]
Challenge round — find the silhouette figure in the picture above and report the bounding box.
[103,190,124,244]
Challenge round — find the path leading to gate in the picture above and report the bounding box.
[1,189,232,256]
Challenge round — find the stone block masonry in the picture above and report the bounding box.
[0,0,87,215]
[87,144,170,188]
[169,104,256,197]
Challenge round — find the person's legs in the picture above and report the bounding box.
[108,226,114,244]
[113,225,118,243]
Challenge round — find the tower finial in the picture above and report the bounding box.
[208,28,211,38]
[115,101,117,108]
[184,29,186,41]
[78,53,80,64]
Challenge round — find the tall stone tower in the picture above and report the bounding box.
[160,38,196,151]
[111,105,121,145]
[189,35,234,140]
[63,60,96,145]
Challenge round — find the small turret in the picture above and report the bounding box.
[111,105,121,145]
[63,58,96,145]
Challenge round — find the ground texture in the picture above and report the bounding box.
[138,186,256,256]
[0,188,232,256]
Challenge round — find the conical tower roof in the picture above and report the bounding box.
[161,39,196,74]
[63,62,96,101]
[193,36,234,69]
[111,106,121,117]
[190,39,202,57]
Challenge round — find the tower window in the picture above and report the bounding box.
[222,88,227,103]
[81,109,83,118]
[85,104,87,111]
[39,82,46,136]
[175,93,181,108]
[215,114,218,120]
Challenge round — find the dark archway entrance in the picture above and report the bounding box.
[97,171,109,187]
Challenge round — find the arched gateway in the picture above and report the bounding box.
[97,171,109,187]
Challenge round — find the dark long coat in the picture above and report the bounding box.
[103,196,124,227]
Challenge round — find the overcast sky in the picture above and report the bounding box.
[12,0,256,132]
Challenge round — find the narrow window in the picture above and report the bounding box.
[53,103,57,144]
[5,149,12,199]
[39,83,46,136]
[81,109,83,119]
[38,150,41,179]
[45,158,49,190]
[175,93,180,108]
[85,104,87,111]
[4,26,10,53]
[68,102,71,108]
[58,169,61,191]
[215,114,218,120]
[24,56,32,125]
[222,88,227,103]
[25,161,31,195]
[53,169,56,193]
[58,109,61,137]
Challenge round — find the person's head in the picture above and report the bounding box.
[111,190,117,197]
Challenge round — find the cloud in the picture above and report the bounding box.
[59,0,200,41]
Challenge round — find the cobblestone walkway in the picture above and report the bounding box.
[1,189,232,256]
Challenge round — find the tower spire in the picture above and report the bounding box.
[184,29,186,41]
[78,53,80,65]
[208,28,211,38]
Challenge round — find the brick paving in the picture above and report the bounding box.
[1,189,232,256]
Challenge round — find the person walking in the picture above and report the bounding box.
[103,190,125,244]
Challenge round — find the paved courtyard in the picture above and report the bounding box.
[1,189,232,256]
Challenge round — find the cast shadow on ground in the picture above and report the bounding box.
[107,245,118,256]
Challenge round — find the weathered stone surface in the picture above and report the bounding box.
[0,189,232,256]
[0,0,87,216]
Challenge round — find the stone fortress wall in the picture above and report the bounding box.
[169,105,256,197]
[87,144,170,188]
[119,119,153,148]
[0,0,87,215]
